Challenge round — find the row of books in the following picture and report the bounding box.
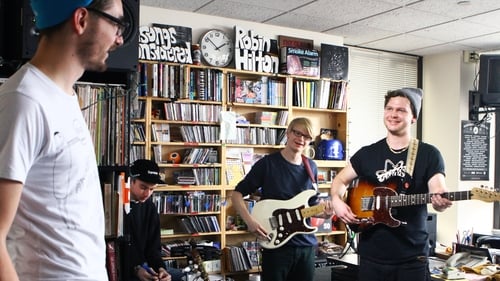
[151,123,170,142]
[151,191,222,214]
[187,68,224,101]
[227,74,287,106]
[131,123,146,142]
[222,241,261,272]
[292,79,348,110]
[179,215,221,234]
[254,110,288,126]
[179,125,220,143]
[138,63,184,98]
[76,83,129,166]
[164,102,221,122]
[172,168,221,186]
[226,127,287,145]
[138,63,225,102]
[182,148,218,164]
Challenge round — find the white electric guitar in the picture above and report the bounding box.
[251,189,325,249]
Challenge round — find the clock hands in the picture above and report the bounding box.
[206,37,218,49]
[215,42,228,50]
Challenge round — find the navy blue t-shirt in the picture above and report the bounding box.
[235,151,319,247]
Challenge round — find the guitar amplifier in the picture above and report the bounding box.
[327,254,359,281]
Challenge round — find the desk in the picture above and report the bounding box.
[431,273,487,281]
[327,253,359,281]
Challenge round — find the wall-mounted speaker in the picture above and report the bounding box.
[2,0,38,60]
[106,0,139,72]
[1,0,139,72]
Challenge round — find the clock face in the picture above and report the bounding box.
[200,29,234,67]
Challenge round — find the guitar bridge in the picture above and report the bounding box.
[269,216,278,229]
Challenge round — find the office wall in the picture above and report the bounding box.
[423,52,494,246]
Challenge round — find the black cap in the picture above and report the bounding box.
[130,159,164,184]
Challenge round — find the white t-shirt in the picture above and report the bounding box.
[0,63,108,280]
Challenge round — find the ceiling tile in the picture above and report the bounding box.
[326,22,398,45]
[140,0,211,11]
[457,32,500,52]
[408,42,473,56]
[197,0,284,22]
[410,19,499,42]
[408,0,500,18]
[363,33,444,53]
[464,10,500,28]
[224,0,314,11]
[358,7,453,33]
[292,0,399,26]
[266,13,341,32]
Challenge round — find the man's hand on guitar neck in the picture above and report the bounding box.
[430,193,452,212]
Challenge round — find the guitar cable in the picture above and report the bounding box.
[339,224,357,259]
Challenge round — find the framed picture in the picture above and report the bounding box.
[329,169,337,182]
[278,35,314,49]
[317,170,328,184]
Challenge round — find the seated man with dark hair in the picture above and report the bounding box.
[122,159,183,281]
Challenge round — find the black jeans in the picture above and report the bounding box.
[358,256,431,281]
[261,246,315,281]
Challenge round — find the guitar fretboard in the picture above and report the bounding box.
[389,191,470,207]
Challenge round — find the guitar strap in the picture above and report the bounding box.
[406,138,419,178]
[301,155,318,191]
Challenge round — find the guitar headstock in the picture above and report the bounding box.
[470,187,500,202]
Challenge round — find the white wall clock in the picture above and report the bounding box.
[199,29,234,67]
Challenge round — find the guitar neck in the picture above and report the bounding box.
[301,204,325,218]
[389,190,471,207]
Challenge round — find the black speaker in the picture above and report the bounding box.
[1,0,139,72]
[106,0,139,72]
[0,0,5,58]
[2,0,38,60]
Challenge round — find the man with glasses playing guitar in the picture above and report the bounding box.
[231,117,334,281]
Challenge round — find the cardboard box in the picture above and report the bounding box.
[280,47,320,77]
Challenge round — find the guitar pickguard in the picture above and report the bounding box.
[251,189,324,249]
[267,205,316,247]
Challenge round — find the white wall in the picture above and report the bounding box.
[423,52,494,247]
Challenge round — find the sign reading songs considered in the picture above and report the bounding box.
[234,26,279,73]
[460,120,490,180]
[138,24,193,64]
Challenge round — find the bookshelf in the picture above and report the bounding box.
[132,61,349,280]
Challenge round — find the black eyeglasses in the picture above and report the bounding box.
[87,7,129,37]
[290,128,312,141]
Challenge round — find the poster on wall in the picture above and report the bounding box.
[138,23,193,64]
[460,120,489,180]
[234,26,279,73]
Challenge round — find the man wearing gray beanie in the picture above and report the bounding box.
[0,0,126,280]
[331,87,452,281]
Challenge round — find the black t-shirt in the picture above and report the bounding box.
[350,138,445,264]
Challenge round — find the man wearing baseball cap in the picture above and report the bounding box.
[0,0,126,280]
[331,88,452,281]
[123,159,182,281]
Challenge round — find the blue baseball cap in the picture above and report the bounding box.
[31,0,94,30]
